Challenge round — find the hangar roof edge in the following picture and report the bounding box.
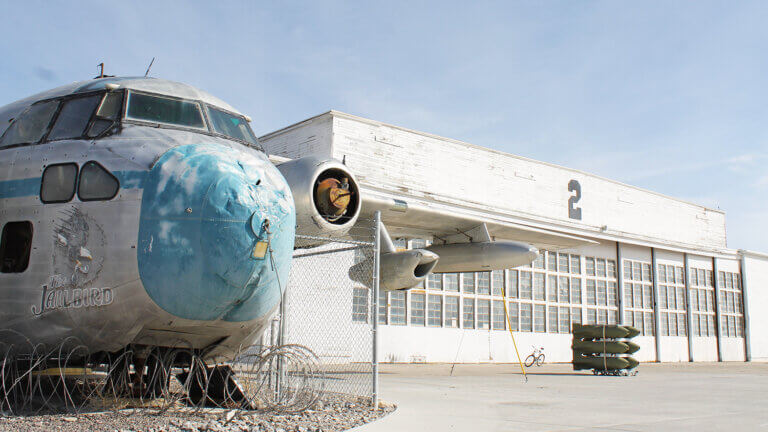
[259,110,726,216]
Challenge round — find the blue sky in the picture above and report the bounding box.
[2,1,766,251]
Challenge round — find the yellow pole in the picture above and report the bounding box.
[501,284,527,382]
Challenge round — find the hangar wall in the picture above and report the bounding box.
[743,252,768,362]
[262,111,762,364]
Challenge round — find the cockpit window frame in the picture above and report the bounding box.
[0,87,265,153]
[123,90,209,132]
[203,104,260,148]
[0,90,121,150]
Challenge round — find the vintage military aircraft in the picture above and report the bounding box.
[0,75,586,398]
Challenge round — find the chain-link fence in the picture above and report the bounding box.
[261,217,380,404]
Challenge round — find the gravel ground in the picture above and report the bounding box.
[0,397,395,432]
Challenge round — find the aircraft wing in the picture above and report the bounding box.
[359,187,596,250]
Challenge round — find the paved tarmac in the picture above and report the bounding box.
[352,362,768,432]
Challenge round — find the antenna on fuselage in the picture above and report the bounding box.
[96,63,106,79]
[144,57,155,77]
[94,63,115,79]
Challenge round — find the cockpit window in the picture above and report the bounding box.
[87,92,123,138]
[78,161,119,201]
[125,92,205,129]
[206,106,258,145]
[0,100,59,146]
[47,94,102,141]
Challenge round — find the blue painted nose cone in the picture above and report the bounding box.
[137,144,295,322]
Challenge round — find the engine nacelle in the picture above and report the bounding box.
[276,156,362,239]
[349,249,439,291]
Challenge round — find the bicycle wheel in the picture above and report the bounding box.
[536,353,545,366]
[524,354,536,367]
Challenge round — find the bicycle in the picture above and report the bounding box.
[524,346,545,367]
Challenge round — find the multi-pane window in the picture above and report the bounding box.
[427,295,442,327]
[540,251,584,333]
[690,268,716,337]
[352,287,369,323]
[477,299,491,329]
[492,270,504,296]
[658,264,687,336]
[507,270,519,298]
[378,290,388,324]
[462,273,475,294]
[534,304,546,332]
[463,298,475,329]
[718,271,744,337]
[444,296,460,328]
[492,300,506,330]
[585,256,618,326]
[520,303,532,332]
[427,273,442,290]
[507,301,519,331]
[444,273,459,292]
[623,259,654,335]
[477,272,491,295]
[411,293,426,326]
[390,291,406,325]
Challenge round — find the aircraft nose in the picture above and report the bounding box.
[137,144,295,322]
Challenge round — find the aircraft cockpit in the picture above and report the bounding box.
[0,86,259,150]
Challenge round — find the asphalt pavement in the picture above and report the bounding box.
[352,362,768,432]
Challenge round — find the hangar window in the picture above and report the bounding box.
[41,163,78,203]
[491,270,504,296]
[410,293,425,326]
[427,295,442,327]
[444,296,459,328]
[658,264,688,337]
[462,272,475,294]
[534,304,546,332]
[519,271,532,299]
[623,259,655,335]
[0,100,59,147]
[507,301,519,331]
[0,221,33,273]
[506,270,518,298]
[477,299,490,329]
[47,94,102,140]
[583,255,618,326]
[492,300,506,330]
[477,272,490,295]
[444,273,459,292]
[571,307,582,326]
[377,290,388,324]
[718,270,744,338]
[520,303,532,331]
[533,273,545,300]
[463,298,475,329]
[389,291,406,325]
[427,273,442,290]
[78,161,119,201]
[548,306,558,332]
[547,275,558,302]
[352,287,369,323]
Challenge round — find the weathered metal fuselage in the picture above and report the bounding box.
[0,78,296,362]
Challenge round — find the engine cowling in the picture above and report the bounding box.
[276,157,362,238]
[349,249,439,291]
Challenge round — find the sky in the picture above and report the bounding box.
[1,1,766,251]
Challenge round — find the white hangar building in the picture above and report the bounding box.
[260,110,768,364]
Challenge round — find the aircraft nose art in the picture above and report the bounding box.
[137,143,296,322]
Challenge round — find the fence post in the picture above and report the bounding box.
[372,211,381,409]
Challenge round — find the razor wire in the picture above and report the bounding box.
[0,219,379,417]
[263,218,378,401]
